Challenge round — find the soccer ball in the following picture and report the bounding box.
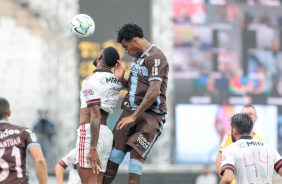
[70,14,95,39]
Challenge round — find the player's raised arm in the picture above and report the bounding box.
[114,60,128,88]
[28,145,48,184]
[116,80,160,130]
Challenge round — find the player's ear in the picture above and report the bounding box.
[7,110,11,117]
[98,53,103,60]
[254,117,258,122]
[232,128,238,137]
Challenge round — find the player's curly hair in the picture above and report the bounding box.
[103,46,120,68]
[117,23,144,43]
[231,113,253,135]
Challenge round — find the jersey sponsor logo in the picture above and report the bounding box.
[246,141,264,147]
[237,142,246,148]
[136,134,150,149]
[222,154,226,161]
[83,88,93,95]
[131,64,144,76]
[0,129,20,139]
[99,77,120,84]
[124,101,139,108]
[0,136,21,148]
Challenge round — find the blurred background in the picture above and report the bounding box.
[1,0,282,183]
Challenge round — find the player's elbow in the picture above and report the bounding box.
[34,157,47,166]
[55,163,64,172]
[150,89,160,99]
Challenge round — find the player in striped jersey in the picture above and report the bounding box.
[220,113,282,184]
[75,46,123,184]
[215,105,263,184]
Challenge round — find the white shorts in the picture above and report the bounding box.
[75,124,113,172]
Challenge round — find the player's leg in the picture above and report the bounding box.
[98,125,114,184]
[77,167,98,184]
[102,110,132,184]
[75,124,99,184]
[126,111,165,184]
[127,149,145,184]
[97,173,104,184]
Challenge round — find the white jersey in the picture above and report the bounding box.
[221,136,282,184]
[59,149,81,184]
[80,69,123,113]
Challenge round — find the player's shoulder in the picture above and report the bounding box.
[146,46,167,62]
[4,123,28,132]
[252,132,263,141]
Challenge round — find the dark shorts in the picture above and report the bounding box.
[113,109,165,159]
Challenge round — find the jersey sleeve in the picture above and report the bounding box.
[146,57,169,82]
[59,149,76,169]
[81,80,101,107]
[220,146,235,176]
[23,128,40,150]
[273,148,282,173]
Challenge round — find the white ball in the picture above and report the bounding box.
[70,14,95,39]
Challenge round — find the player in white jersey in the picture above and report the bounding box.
[55,149,81,184]
[220,113,282,184]
[75,46,123,184]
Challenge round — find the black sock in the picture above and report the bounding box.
[102,160,120,184]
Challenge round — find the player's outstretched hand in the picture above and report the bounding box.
[114,60,125,80]
[86,147,102,174]
[116,115,136,130]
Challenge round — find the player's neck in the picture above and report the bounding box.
[0,117,9,122]
[237,133,251,140]
[140,39,151,53]
[96,64,111,71]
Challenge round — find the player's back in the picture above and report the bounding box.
[230,139,280,184]
[0,122,35,183]
[81,70,123,113]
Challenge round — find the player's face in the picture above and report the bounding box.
[93,58,97,66]
[241,107,257,123]
[121,39,140,58]
[93,50,103,67]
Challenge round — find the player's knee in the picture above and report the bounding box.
[128,159,144,175]
[108,148,126,164]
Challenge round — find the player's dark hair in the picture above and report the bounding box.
[117,23,144,43]
[103,46,120,68]
[0,97,10,119]
[231,113,253,135]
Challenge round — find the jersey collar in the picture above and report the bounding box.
[0,120,8,124]
[137,44,155,65]
[93,69,113,73]
[139,44,155,59]
[239,135,252,140]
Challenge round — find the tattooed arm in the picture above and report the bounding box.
[86,105,102,174]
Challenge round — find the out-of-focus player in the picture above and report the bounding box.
[75,46,123,184]
[215,104,263,184]
[55,148,81,184]
[103,23,169,184]
[0,97,48,184]
[220,113,282,184]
